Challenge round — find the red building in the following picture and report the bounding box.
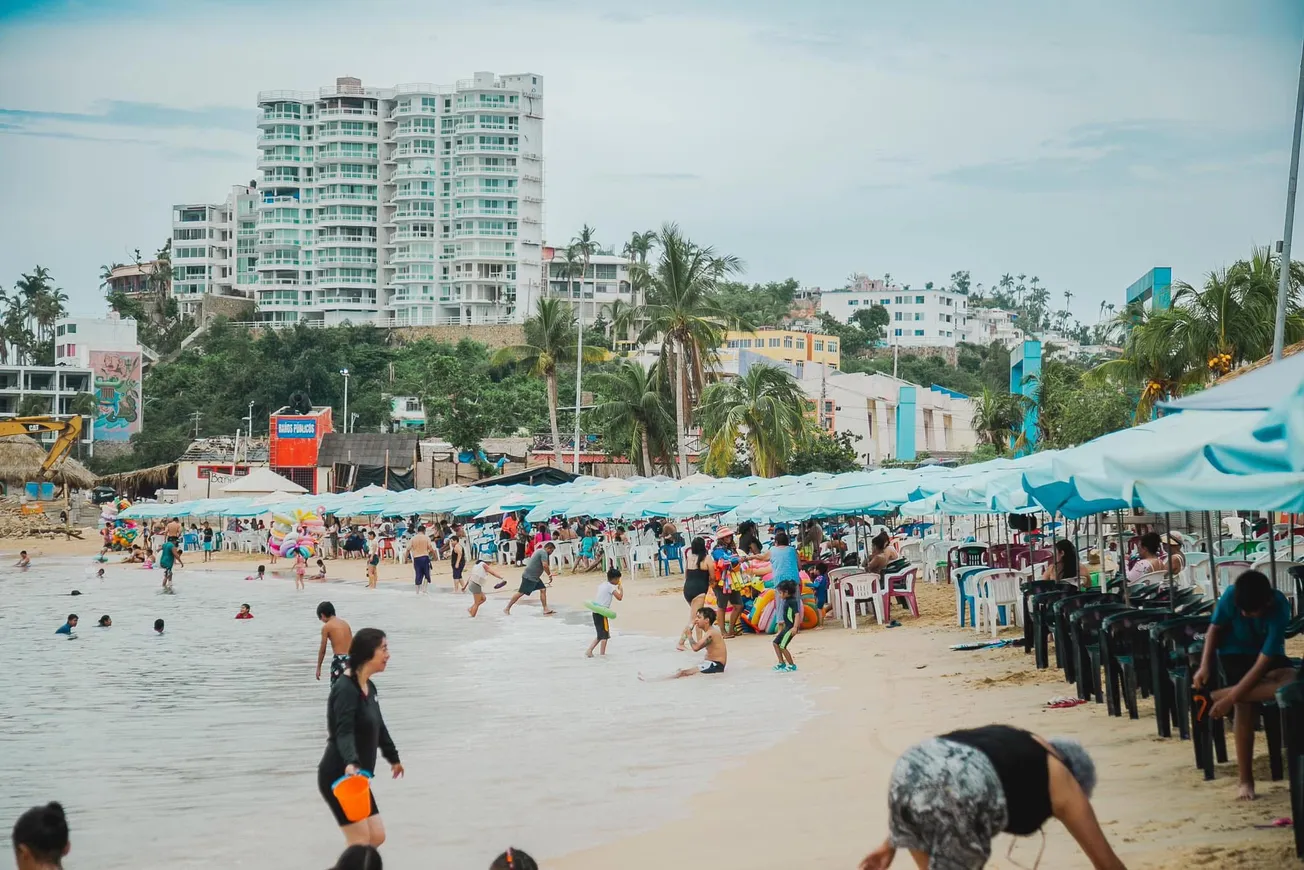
[268,405,334,493]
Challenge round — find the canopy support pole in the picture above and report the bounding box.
[1163,512,1176,611]
[1203,510,1219,599]
[1117,510,1129,606]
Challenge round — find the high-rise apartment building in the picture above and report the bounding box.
[243,72,544,326]
[170,183,258,319]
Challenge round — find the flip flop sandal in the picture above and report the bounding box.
[1046,697,1087,709]
[1254,818,1293,828]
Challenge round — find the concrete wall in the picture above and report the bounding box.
[200,293,256,326]
[392,323,526,350]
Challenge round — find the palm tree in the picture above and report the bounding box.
[602,298,637,344]
[492,297,605,466]
[698,364,807,477]
[588,359,674,474]
[636,224,749,477]
[568,225,600,470]
[99,263,123,292]
[972,388,1029,454]
[1090,305,1206,419]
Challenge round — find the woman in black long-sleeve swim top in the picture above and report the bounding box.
[318,627,404,849]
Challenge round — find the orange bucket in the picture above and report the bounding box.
[331,771,373,822]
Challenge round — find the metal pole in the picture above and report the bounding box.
[1203,510,1220,599]
[342,375,349,434]
[1117,510,1130,605]
[573,300,585,474]
[1163,512,1176,610]
[1273,32,1304,362]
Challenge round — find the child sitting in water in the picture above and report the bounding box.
[489,848,538,870]
[15,550,31,568]
[586,567,623,658]
[314,559,327,581]
[96,568,105,580]
[235,603,253,620]
[641,607,728,681]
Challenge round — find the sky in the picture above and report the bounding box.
[1,0,1302,322]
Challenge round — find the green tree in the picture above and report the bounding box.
[972,388,1028,454]
[588,359,674,474]
[788,429,861,474]
[637,223,748,477]
[17,394,51,417]
[698,364,807,477]
[712,278,798,327]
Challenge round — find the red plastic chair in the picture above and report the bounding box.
[883,566,920,621]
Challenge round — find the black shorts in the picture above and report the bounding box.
[699,660,726,675]
[1220,653,1295,687]
[592,611,611,640]
[413,555,431,584]
[519,576,546,596]
[773,622,797,649]
[318,763,378,827]
[452,563,464,580]
[716,586,741,606]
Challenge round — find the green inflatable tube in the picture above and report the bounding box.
[583,600,617,619]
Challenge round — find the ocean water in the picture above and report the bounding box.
[2,559,814,868]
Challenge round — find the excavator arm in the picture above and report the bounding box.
[0,415,84,477]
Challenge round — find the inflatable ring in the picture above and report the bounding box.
[583,601,617,620]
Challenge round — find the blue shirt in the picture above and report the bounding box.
[55,623,73,635]
[1212,585,1290,658]
[711,545,738,565]
[769,545,801,583]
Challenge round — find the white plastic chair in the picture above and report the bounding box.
[628,544,656,579]
[496,538,515,565]
[974,571,1021,637]
[605,541,630,573]
[828,566,863,620]
[841,575,886,629]
[899,539,925,566]
[550,540,575,570]
[1184,552,1212,597]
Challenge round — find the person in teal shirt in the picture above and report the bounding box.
[159,538,180,590]
[1194,570,1298,800]
[55,614,78,635]
[752,530,801,583]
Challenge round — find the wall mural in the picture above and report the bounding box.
[91,350,142,441]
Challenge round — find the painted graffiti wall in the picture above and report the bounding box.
[91,350,142,441]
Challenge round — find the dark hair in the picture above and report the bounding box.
[333,843,383,870]
[1139,532,1162,557]
[349,628,387,670]
[317,601,336,619]
[775,531,790,547]
[98,615,110,626]
[240,603,251,610]
[1234,570,1274,614]
[489,847,538,870]
[544,542,555,550]
[1048,737,1097,798]
[690,536,707,558]
[1054,539,1079,578]
[66,613,77,622]
[154,619,164,631]
[606,566,622,581]
[11,801,68,865]
[257,564,265,572]
[872,531,890,551]
[778,579,798,597]
[697,606,717,624]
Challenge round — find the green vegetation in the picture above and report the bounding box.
[3,265,69,366]
[102,240,197,355]
[699,364,808,477]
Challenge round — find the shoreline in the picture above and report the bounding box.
[12,533,1296,868]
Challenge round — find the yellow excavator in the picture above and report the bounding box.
[0,415,84,477]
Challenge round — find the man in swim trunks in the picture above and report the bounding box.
[316,601,354,684]
[409,524,433,594]
[504,542,556,615]
[164,517,181,542]
[641,607,728,681]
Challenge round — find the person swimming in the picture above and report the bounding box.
[15,550,31,568]
[97,615,112,627]
[55,614,78,635]
[236,604,253,620]
[95,568,105,580]
[154,618,165,635]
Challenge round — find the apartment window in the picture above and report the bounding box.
[914,313,923,321]
[727,340,739,348]
[881,298,890,306]
[783,336,793,348]
[894,329,903,337]
[742,339,752,348]
[827,342,837,352]
[848,299,859,306]
[894,312,903,321]
[813,340,824,351]
[768,338,780,348]
[914,329,924,336]
[594,263,617,280]
[944,298,952,306]
[916,295,925,304]
[895,296,903,304]
[65,343,76,355]
[796,339,805,349]
[56,325,65,336]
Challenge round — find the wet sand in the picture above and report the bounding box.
[10,534,1296,868]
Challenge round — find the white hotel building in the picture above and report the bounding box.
[820,279,971,348]
[174,72,544,327]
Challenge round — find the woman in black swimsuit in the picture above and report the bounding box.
[319,628,404,849]
[860,724,1125,870]
[678,536,715,650]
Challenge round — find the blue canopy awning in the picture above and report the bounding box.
[1157,351,1304,413]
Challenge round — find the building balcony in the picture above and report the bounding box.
[388,229,439,243]
[389,103,440,119]
[316,191,378,205]
[455,207,518,219]
[454,227,517,239]
[258,110,305,126]
[258,132,303,144]
[316,170,378,183]
[314,150,378,164]
[315,214,377,227]
[393,209,439,222]
[455,142,519,155]
[316,293,378,307]
[255,255,301,268]
[393,189,440,202]
[261,174,304,187]
[389,251,438,265]
[393,125,441,140]
[390,166,440,182]
[318,106,379,120]
[455,163,516,176]
[317,274,376,287]
[316,234,377,247]
[316,255,377,266]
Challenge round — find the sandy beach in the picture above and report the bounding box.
[10,533,1296,868]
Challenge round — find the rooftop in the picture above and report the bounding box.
[318,433,420,468]
[179,437,270,464]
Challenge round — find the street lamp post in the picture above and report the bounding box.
[339,368,350,434]
[1274,33,1304,362]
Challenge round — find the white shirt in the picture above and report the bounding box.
[470,560,489,582]
[594,580,618,608]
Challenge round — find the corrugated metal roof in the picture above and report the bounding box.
[179,437,269,463]
[318,433,420,467]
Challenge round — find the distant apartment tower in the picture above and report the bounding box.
[540,247,636,324]
[246,72,544,327]
[821,278,970,349]
[170,183,259,319]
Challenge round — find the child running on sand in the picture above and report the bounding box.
[641,607,727,680]
[771,579,801,672]
[586,567,624,658]
[467,557,505,617]
[293,550,307,590]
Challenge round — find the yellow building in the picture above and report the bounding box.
[723,329,841,369]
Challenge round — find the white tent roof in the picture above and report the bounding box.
[221,467,308,495]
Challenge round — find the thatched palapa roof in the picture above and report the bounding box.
[96,462,177,499]
[0,435,96,489]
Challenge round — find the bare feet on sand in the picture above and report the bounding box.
[1238,782,1256,801]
